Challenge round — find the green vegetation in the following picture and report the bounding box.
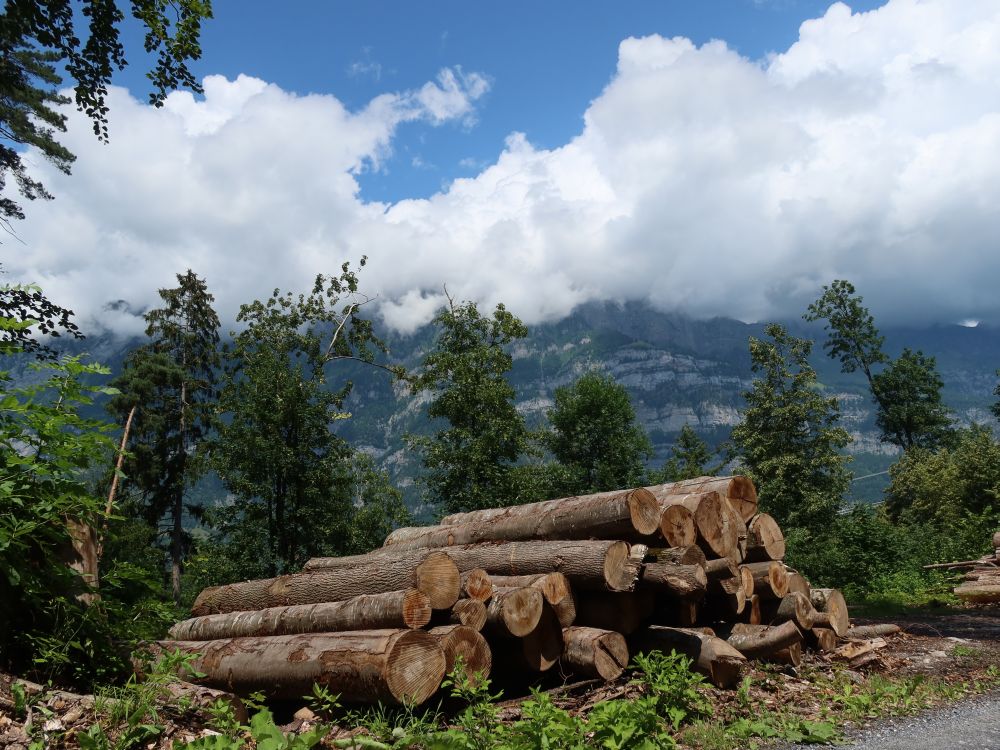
[655,425,719,482]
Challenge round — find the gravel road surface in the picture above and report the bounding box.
[785,691,1000,749]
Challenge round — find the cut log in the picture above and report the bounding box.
[843,624,901,639]
[738,566,755,598]
[768,642,802,667]
[659,504,697,548]
[765,592,816,631]
[171,589,432,641]
[631,626,746,689]
[434,599,488,631]
[742,561,788,601]
[724,501,748,563]
[993,531,1000,549]
[809,588,849,637]
[577,591,655,634]
[740,594,761,625]
[561,627,629,680]
[744,514,785,562]
[707,576,746,616]
[652,545,707,567]
[785,571,811,598]
[459,569,493,602]
[639,563,707,599]
[520,606,564,672]
[705,557,740,581]
[645,488,737,559]
[163,631,445,705]
[806,627,838,652]
[954,582,1000,603]
[194,552,459,615]
[652,598,699,628]
[386,489,661,550]
[485,587,544,637]
[429,625,492,684]
[422,540,642,593]
[652,476,759,523]
[722,621,802,660]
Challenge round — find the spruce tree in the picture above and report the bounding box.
[659,425,717,482]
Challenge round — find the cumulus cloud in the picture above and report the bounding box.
[8,0,1000,337]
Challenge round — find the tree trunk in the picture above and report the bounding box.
[520,605,563,672]
[785,570,811,599]
[706,576,746,616]
[652,545,707,567]
[993,531,1000,549]
[459,569,493,602]
[191,551,460,615]
[740,594,761,625]
[650,476,758,523]
[738,566,755,599]
[743,514,785,562]
[843,624,900,639]
[577,591,655,634]
[659,504,697,547]
[705,557,739,581]
[721,621,802,660]
[171,589,431,641]
[387,488,661,550]
[433,599,488,631]
[561,627,629,680]
[630,626,746,689]
[805,627,838,652]
[644,488,737,559]
[725,500,748,563]
[415,540,642,593]
[639,563,707,599]
[484,587,544,637]
[764,592,816,631]
[767,642,802,667]
[488,573,576,627]
[809,588,849,636]
[163,631,446,705]
[741,561,788,601]
[428,625,491,685]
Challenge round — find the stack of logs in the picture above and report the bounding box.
[926,531,1000,604]
[162,476,853,705]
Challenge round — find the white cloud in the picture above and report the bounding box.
[9,0,1000,338]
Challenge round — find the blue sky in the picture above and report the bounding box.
[116,1,884,202]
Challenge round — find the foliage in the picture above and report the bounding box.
[730,323,851,532]
[177,707,327,750]
[108,270,221,604]
[408,298,530,514]
[804,279,887,382]
[542,370,652,495]
[213,261,407,577]
[872,348,953,450]
[0,0,212,224]
[0,280,83,357]
[656,425,719,482]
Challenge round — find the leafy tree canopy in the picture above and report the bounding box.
[872,348,952,451]
[657,424,718,483]
[804,279,887,381]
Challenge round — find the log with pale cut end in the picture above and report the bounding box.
[742,561,788,601]
[653,545,708,567]
[806,627,838,652]
[577,591,654,634]
[192,552,459,616]
[705,557,739,581]
[744,514,785,562]
[809,588,849,637]
[993,531,1000,549]
[785,571,811,598]
[738,566,755,598]
[765,592,816,631]
[561,626,629,680]
[768,642,802,667]
[707,576,746,616]
[520,606,563,672]
[646,488,737,560]
[434,599,488,631]
[436,540,642,593]
[485,572,578,627]
[659,504,697,548]
[954,582,1000,603]
[725,500,748,563]
[385,488,661,550]
[631,626,746,689]
[485,587,544,637]
[429,625,492,684]
[171,589,431,641]
[843,624,901,639]
[163,631,445,705]
[722,621,803,660]
[459,569,493,602]
[639,562,707,599]
[653,476,759,524]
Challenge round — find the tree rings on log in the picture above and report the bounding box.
[744,514,785,562]
[659,505,697,548]
[561,626,630,680]
[429,625,492,685]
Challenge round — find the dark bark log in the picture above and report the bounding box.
[706,576,745,616]
[520,605,564,672]
[741,561,788,601]
[639,562,707,599]
[740,594,761,625]
[561,626,629,680]
[705,557,739,581]
[652,598,699,628]
[630,626,746,689]
[843,624,900,639]
[652,545,707,567]
[805,627,838,652]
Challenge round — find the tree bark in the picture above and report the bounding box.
[171,589,431,641]
[191,551,459,615]
[767,642,802,667]
[843,624,900,639]
[630,626,746,689]
[809,588,849,637]
[577,591,655,634]
[650,476,758,523]
[785,570,811,599]
[429,625,491,685]
[805,627,838,652]
[706,576,746,616]
[162,631,446,705]
[652,598,699,628]
[488,573,576,627]
[743,514,785,562]
[644,488,737,559]
[740,594,761,625]
[765,592,816,631]
[639,562,707,599]
[741,561,788,601]
[721,621,802,660]
[459,569,493,602]
[387,488,661,550]
[561,627,629,680]
[652,545,707,567]
[705,557,739,581]
[433,599,488,631]
[484,587,544,637]
[659,504,697,548]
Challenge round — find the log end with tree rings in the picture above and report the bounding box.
[414,551,461,610]
[738,566,756,598]
[521,606,563,672]
[652,544,707,567]
[770,592,816,631]
[429,625,492,685]
[402,590,433,629]
[488,587,544,638]
[459,569,492,602]
[442,599,487,631]
[561,626,629,681]
[628,488,663,536]
[603,541,642,591]
[382,630,449,705]
[806,627,837,652]
[809,588,849,636]
[785,571,811,598]
[727,476,759,524]
[659,504,697,547]
[745,513,785,562]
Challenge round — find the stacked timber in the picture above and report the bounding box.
[168,476,856,705]
[927,531,1000,603]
